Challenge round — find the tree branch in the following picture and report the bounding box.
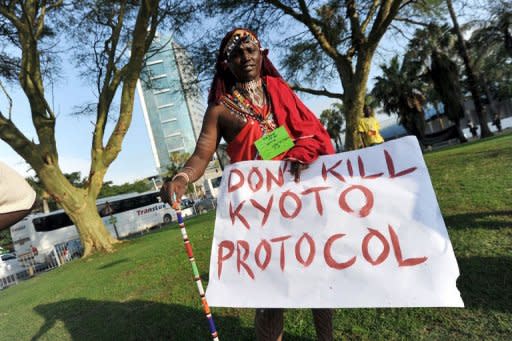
[267,0,340,60]
[0,80,13,120]
[290,84,344,100]
[368,0,404,47]
[93,1,128,156]
[394,16,430,27]
[345,0,365,48]
[102,0,159,167]
[0,112,39,167]
[361,0,380,34]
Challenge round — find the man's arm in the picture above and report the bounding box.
[160,105,221,206]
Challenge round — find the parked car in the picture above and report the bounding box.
[0,253,26,279]
[180,198,195,209]
[194,198,217,213]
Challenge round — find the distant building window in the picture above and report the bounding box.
[155,92,173,107]
[165,135,184,151]
[162,121,180,136]
[159,107,175,122]
[154,88,170,95]
[158,103,173,109]
[149,76,168,91]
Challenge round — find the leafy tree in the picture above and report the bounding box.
[320,103,344,152]
[201,0,440,150]
[0,229,12,250]
[372,55,427,143]
[98,180,153,198]
[164,151,195,195]
[164,151,191,180]
[0,1,195,256]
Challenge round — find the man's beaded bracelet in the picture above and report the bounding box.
[172,172,190,183]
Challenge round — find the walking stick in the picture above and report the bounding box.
[173,203,219,341]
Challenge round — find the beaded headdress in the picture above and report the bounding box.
[223,29,260,59]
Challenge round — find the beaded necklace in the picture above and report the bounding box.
[221,83,277,134]
[235,79,265,107]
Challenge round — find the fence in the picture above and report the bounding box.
[0,239,83,291]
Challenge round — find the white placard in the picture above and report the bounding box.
[205,136,464,308]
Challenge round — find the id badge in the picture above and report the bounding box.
[254,126,295,160]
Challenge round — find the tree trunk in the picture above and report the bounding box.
[454,121,468,143]
[65,200,119,257]
[446,0,492,137]
[343,89,366,150]
[480,74,499,114]
[36,164,118,256]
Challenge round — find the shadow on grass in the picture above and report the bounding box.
[457,256,511,313]
[444,210,512,230]
[31,299,314,340]
[97,259,130,270]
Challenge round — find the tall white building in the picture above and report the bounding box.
[137,34,205,174]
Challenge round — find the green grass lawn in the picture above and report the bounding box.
[1,135,510,341]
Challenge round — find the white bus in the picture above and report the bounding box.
[10,191,179,264]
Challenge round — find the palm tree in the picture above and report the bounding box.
[320,103,344,152]
[430,50,467,142]
[372,56,427,143]
[468,2,512,108]
[446,0,492,137]
[406,24,473,143]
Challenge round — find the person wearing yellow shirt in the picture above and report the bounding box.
[358,105,384,147]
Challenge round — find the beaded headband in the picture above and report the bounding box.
[223,29,260,59]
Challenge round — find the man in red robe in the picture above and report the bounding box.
[162,28,334,341]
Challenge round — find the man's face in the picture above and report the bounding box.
[227,41,262,82]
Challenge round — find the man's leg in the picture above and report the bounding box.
[255,308,284,341]
[312,309,333,341]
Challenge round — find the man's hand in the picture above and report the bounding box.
[288,160,308,183]
[160,176,188,209]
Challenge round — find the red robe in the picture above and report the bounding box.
[226,76,334,163]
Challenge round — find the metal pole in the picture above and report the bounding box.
[174,204,219,340]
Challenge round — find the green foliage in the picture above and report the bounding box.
[320,103,344,152]
[467,1,512,101]
[98,180,153,198]
[164,151,191,180]
[430,50,465,122]
[0,134,511,340]
[372,55,427,140]
[0,229,12,250]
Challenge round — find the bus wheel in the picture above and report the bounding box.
[163,214,172,224]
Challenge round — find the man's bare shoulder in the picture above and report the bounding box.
[204,102,229,119]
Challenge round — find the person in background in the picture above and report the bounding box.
[0,161,36,230]
[357,105,384,148]
[161,28,334,340]
[467,120,478,138]
[492,113,502,132]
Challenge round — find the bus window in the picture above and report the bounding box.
[33,213,73,232]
